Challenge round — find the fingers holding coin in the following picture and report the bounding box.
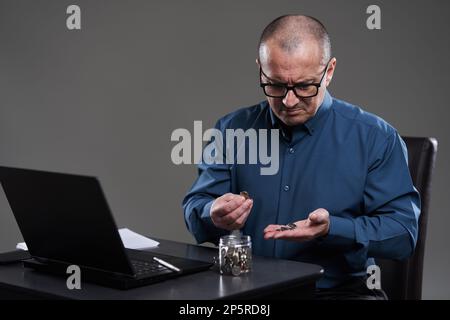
[211,191,253,230]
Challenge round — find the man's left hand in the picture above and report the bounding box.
[263,208,330,241]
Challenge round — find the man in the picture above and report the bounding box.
[182,15,420,299]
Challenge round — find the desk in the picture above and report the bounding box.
[0,238,323,300]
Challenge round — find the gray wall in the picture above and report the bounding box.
[0,0,448,299]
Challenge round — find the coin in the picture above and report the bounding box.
[240,191,250,200]
[231,265,241,276]
[287,223,297,230]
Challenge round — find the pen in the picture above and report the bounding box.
[153,256,181,272]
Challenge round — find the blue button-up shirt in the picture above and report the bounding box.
[182,91,420,288]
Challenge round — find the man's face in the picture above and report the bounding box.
[258,40,336,127]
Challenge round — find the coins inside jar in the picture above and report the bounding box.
[219,235,252,276]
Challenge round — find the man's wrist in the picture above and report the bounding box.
[316,216,356,249]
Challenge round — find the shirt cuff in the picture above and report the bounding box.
[318,215,356,249]
[200,199,215,228]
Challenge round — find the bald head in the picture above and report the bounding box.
[258,15,331,66]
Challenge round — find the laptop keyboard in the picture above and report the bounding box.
[131,259,170,276]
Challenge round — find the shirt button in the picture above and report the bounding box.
[289,148,295,154]
[283,185,290,192]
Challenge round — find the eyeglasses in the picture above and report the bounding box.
[259,59,330,99]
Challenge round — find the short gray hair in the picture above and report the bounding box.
[258,15,332,66]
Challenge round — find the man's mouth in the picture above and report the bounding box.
[284,108,305,116]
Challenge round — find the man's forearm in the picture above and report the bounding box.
[319,213,416,260]
[183,195,226,244]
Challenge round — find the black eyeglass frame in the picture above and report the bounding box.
[259,58,332,99]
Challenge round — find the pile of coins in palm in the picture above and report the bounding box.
[276,223,298,231]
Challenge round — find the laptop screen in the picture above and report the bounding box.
[0,166,134,275]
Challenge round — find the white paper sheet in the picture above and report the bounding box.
[117,228,159,249]
[16,228,159,251]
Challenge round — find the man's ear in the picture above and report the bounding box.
[325,58,337,87]
[256,58,260,67]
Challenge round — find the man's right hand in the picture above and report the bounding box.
[210,193,253,231]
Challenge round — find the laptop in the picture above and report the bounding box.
[0,166,213,290]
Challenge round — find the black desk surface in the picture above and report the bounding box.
[0,238,323,300]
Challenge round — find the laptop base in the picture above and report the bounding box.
[24,250,213,290]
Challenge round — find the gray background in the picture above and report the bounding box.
[0,0,448,299]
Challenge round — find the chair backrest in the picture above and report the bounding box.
[377,136,438,300]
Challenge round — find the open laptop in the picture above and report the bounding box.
[0,166,213,290]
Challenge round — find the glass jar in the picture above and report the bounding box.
[219,234,252,276]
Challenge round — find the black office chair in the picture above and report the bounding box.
[376,136,438,300]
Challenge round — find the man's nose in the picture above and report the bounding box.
[282,89,300,108]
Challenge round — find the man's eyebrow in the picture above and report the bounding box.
[262,72,317,85]
[295,72,324,83]
[261,72,285,84]
[266,77,316,85]
[261,69,324,85]
[295,78,315,84]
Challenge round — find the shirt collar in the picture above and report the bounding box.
[268,90,333,136]
[303,90,333,135]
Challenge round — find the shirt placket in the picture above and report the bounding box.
[273,129,308,257]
